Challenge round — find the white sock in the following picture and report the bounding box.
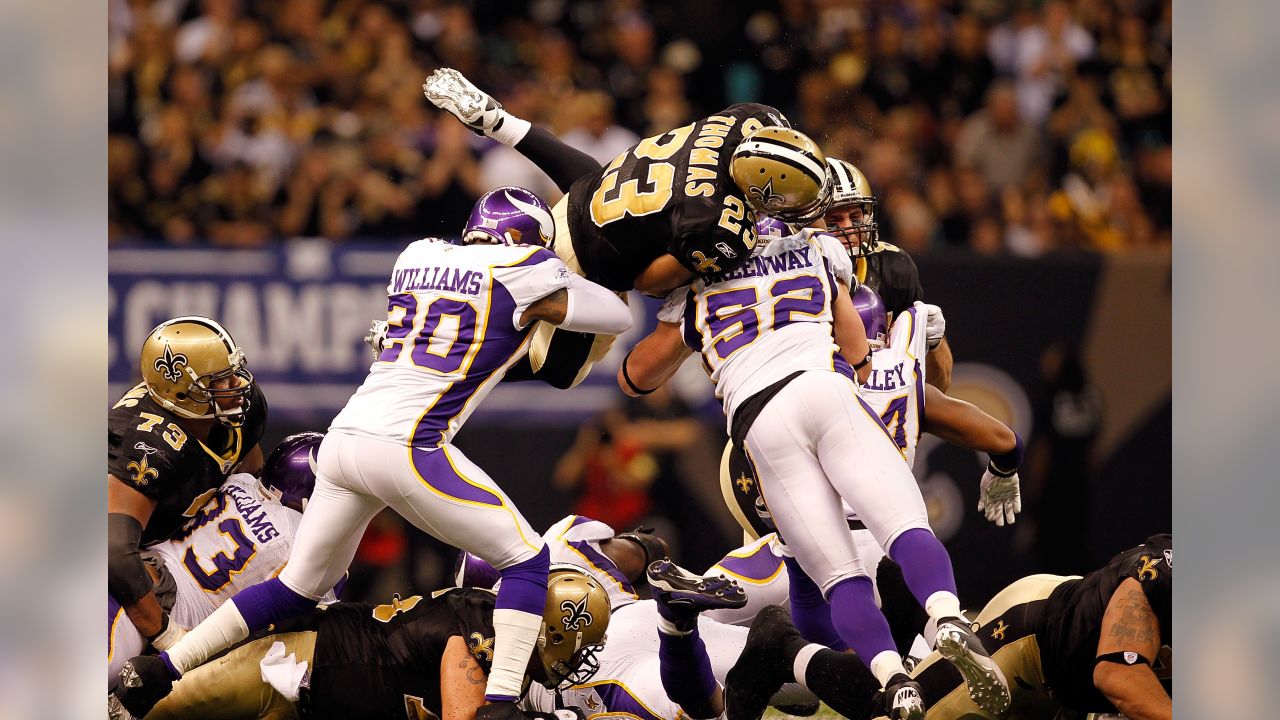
[791,643,823,688]
[165,599,250,674]
[924,591,963,622]
[487,608,543,699]
[490,115,532,146]
[869,650,909,687]
[656,615,692,637]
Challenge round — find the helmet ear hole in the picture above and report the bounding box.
[176,392,186,400]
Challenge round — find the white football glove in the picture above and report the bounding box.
[364,319,389,359]
[915,300,945,349]
[977,468,1022,527]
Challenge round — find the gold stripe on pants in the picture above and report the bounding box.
[145,631,316,720]
[912,574,1079,720]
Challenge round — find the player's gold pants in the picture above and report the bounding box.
[145,632,315,720]
[525,196,623,388]
[910,574,1080,720]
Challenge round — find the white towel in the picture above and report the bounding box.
[258,641,309,702]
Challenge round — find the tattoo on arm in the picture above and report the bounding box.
[459,657,486,686]
[1101,581,1159,655]
[525,289,568,326]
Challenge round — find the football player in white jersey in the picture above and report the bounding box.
[115,187,634,720]
[620,219,1010,719]
[709,284,1023,639]
[107,433,333,690]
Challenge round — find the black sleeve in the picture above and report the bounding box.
[1120,534,1172,638]
[717,103,791,128]
[877,249,926,317]
[108,424,183,501]
[513,125,604,193]
[670,222,756,279]
[108,513,154,605]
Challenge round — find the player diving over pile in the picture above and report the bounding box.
[423,67,834,390]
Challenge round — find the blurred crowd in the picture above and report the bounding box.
[108,0,1171,255]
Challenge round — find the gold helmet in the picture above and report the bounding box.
[535,566,611,688]
[730,126,832,226]
[824,158,879,257]
[139,316,254,427]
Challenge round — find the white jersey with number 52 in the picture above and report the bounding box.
[660,231,855,425]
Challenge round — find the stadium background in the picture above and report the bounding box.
[107,0,1171,604]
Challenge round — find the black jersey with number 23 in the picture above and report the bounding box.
[566,103,790,291]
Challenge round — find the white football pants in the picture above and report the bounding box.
[279,430,543,599]
[742,371,929,596]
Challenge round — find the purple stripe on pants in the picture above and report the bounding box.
[409,446,504,507]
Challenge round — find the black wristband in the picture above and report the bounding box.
[1095,651,1152,667]
[852,351,873,371]
[144,613,171,643]
[621,351,656,396]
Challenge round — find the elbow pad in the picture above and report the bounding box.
[108,513,155,605]
[560,277,632,335]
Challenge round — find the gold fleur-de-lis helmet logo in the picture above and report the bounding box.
[749,178,786,209]
[154,344,189,383]
[560,596,594,631]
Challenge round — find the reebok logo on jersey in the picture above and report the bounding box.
[133,442,159,456]
[715,241,738,259]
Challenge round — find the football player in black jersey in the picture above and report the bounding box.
[822,158,954,391]
[424,68,832,389]
[905,533,1172,719]
[111,567,609,720]
[108,317,267,659]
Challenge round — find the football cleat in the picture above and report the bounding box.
[934,617,1011,714]
[723,604,804,720]
[875,673,926,720]
[647,559,747,622]
[422,68,505,136]
[113,655,176,718]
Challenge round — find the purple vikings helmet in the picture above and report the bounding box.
[462,186,555,248]
[261,432,324,512]
[453,551,501,590]
[755,214,794,241]
[852,285,889,350]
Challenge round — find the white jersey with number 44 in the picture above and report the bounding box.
[859,303,930,467]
